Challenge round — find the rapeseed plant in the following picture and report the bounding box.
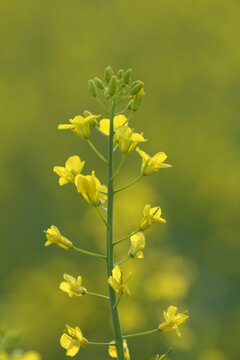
[44,66,188,359]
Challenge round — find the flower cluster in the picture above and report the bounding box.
[43,66,188,360]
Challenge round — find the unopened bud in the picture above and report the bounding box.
[94,77,105,90]
[108,75,117,96]
[104,66,113,84]
[132,88,145,111]
[123,68,132,84]
[117,69,124,79]
[130,81,144,95]
[88,80,97,97]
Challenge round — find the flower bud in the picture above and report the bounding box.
[88,79,97,97]
[123,68,132,84]
[104,66,113,84]
[107,75,117,96]
[94,77,105,90]
[130,81,144,95]
[117,69,124,79]
[132,88,145,111]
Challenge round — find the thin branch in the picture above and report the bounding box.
[112,154,126,180]
[114,255,131,267]
[123,328,159,339]
[72,245,106,259]
[87,139,108,165]
[85,291,109,301]
[95,205,110,228]
[113,230,138,246]
[115,174,143,193]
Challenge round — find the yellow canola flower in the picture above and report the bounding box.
[158,306,189,337]
[108,266,131,296]
[99,114,128,136]
[53,155,85,186]
[138,204,166,231]
[58,113,100,139]
[59,274,87,297]
[44,225,73,250]
[108,339,130,360]
[136,147,172,176]
[75,171,107,206]
[60,325,88,357]
[115,126,147,154]
[128,232,145,258]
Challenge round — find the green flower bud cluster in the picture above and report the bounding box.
[87,66,145,112]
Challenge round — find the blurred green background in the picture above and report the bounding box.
[0,0,239,359]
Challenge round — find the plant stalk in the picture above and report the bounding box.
[106,99,125,360]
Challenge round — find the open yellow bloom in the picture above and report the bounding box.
[138,204,166,231]
[99,114,128,137]
[58,113,100,139]
[59,274,87,297]
[75,171,107,206]
[108,266,131,296]
[44,225,72,250]
[115,126,147,154]
[108,340,130,360]
[60,325,88,357]
[136,147,172,175]
[128,232,145,258]
[53,155,85,186]
[158,306,189,337]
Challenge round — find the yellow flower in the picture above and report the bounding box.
[108,266,131,296]
[75,171,107,206]
[108,340,130,360]
[58,113,100,139]
[20,351,41,360]
[53,156,85,186]
[99,114,128,137]
[60,325,88,357]
[158,306,189,337]
[115,126,147,154]
[44,225,73,250]
[128,232,145,258]
[59,274,87,297]
[136,147,172,176]
[138,204,166,231]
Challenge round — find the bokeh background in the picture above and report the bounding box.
[0,1,240,359]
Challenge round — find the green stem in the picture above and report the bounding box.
[113,230,138,246]
[88,341,114,346]
[115,174,143,193]
[94,124,108,137]
[87,139,108,165]
[123,328,159,339]
[112,154,126,179]
[113,295,121,309]
[115,255,131,267]
[106,99,125,360]
[72,245,106,259]
[95,206,110,228]
[85,291,109,300]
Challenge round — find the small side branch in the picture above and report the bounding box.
[72,245,106,260]
[88,341,114,346]
[85,291,109,301]
[123,328,159,339]
[112,154,126,180]
[87,139,108,165]
[113,230,138,246]
[115,174,143,193]
[95,206,110,228]
[114,255,131,267]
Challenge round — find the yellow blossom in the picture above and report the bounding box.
[75,171,107,206]
[108,266,131,296]
[108,340,130,360]
[99,114,128,137]
[53,155,85,186]
[138,204,166,231]
[128,232,145,258]
[60,325,88,357]
[136,147,172,176]
[58,113,100,139]
[59,274,87,297]
[115,126,147,154]
[158,306,189,337]
[44,225,72,250]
